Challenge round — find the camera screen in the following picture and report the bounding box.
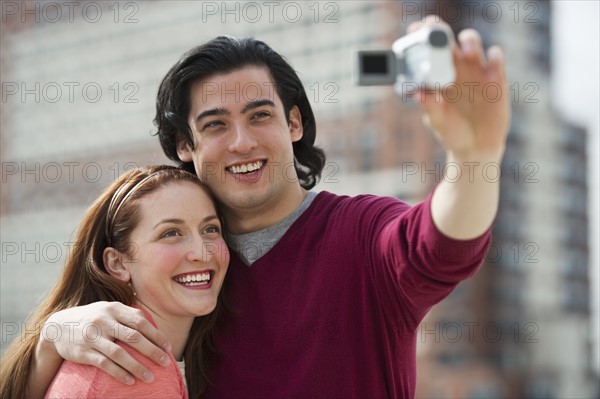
[355,50,395,85]
[361,54,389,74]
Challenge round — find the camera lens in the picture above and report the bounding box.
[428,30,449,48]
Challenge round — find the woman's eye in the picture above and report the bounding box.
[161,229,181,238]
[203,225,221,235]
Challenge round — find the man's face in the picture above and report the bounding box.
[177,66,304,226]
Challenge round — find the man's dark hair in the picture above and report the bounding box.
[154,36,326,190]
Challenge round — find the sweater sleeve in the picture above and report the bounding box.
[44,361,96,398]
[45,341,187,399]
[364,190,492,329]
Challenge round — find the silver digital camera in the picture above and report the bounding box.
[355,26,455,95]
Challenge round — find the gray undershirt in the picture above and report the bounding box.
[226,191,318,266]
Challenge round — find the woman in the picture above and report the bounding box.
[0,165,229,398]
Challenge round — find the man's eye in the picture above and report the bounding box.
[203,121,224,130]
[252,111,270,120]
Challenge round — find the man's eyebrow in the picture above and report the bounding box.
[195,108,229,123]
[194,100,275,123]
[241,99,275,114]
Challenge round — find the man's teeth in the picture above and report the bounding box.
[175,272,211,285]
[229,161,263,174]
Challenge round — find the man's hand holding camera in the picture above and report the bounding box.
[414,16,510,164]
[413,16,510,242]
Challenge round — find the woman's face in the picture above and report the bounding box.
[124,181,229,320]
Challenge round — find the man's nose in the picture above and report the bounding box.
[228,124,258,153]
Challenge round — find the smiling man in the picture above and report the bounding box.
[26,16,509,399]
[178,67,307,235]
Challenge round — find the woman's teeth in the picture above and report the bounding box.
[175,272,211,285]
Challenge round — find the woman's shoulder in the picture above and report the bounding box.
[45,306,186,398]
[44,360,98,398]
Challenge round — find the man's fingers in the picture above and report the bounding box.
[46,302,173,384]
[94,338,158,383]
[416,89,444,128]
[118,316,172,367]
[128,312,172,352]
[84,349,136,385]
[457,29,486,67]
[486,45,506,80]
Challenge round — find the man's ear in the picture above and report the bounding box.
[288,106,304,143]
[176,136,193,163]
[103,247,130,282]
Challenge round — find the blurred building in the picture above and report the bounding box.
[408,1,597,398]
[1,1,597,398]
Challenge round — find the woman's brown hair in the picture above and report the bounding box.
[0,165,225,399]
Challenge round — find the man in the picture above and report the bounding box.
[27,17,509,398]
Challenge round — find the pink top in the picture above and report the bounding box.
[45,307,188,399]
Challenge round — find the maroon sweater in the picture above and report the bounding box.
[205,191,492,398]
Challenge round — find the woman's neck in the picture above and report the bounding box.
[135,302,193,361]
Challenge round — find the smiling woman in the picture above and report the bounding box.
[0,165,230,399]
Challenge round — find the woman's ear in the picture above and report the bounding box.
[103,247,130,282]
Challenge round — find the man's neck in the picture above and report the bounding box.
[223,186,308,234]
